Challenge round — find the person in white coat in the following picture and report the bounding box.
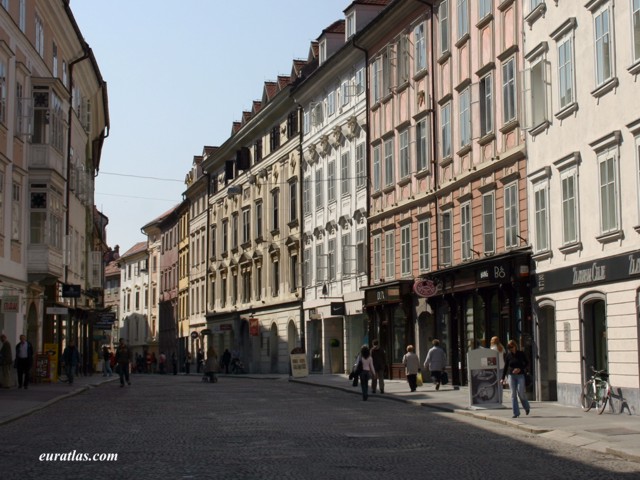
[402,345,420,392]
[424,339,447,390]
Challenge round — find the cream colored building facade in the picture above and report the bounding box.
[525,0,640,410]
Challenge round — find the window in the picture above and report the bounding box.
[290,180,298,222]
[457,0,469,40]
[441,103,452,158]
[270,126,280,152]
[52,43,58,78]
[526,54,549,129]
[303,176,311,214]
[460,202,472,261]
[342,233,351,276]
[557,36,575,109]
[303,110,310,134]
[399,129,410,178]
[439,0,450,55]
[35,15,44,57]
[384,138,394,187]
[479,0,492,19]
[346,11,356,39]
[356,143,365,188]
[416,119,429,171]
[11,180,21,241]
[341,81,350,107]
[418,219,430,272]
[271,190,279,231]
[529,0,543,12]
[0,60,6,124]
[356,229,366,274]
[328,238,336,281]
[561,170,578,245]
[398,34,410,84]
[480,73,493,137]
[355,68,365,95]
[243,271,252,303]
[319,40,327,65]
[372,56,382,103]
[327,90,336,116]
[315,168,323,208]
[459,88,471,147]
[593,5,613,86]
[255,202,263,238]
[316,244,325,282]
[598,151,619,234]
[415,23,426,73]
[440,210,452,265]
[384,231,395,279]
[533,182,549,252]
[373,235,382,281]
[272,261,280,296]
[341,152,350,196]
[19,0,25,32]
[504,182,519,248]
[373,145,381,191]
[303,248,311,287]
[327,161,336,202]
[400,225,411,277]
[482,192,495,254]
[232,214,238,249]
[502,58,516,123]
[634,0,640,63]
[242,209,250,244]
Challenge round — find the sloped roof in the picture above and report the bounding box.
[120,241,147,259]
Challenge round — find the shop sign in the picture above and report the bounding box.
[249,317,260,336]
[62,284,81,298]
[476,262,510,283]
[365,287,400,306]
[190,331,199,339]
[220,324,232,331]
[413,279,437,298]
[330,302,345,316]
[2,295,19,313]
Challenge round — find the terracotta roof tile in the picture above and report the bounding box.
[120,241,148,259]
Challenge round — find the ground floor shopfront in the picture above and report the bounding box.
[363,250,534,390]
[533,249,640,412]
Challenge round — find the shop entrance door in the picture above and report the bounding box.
[581,298,608,379]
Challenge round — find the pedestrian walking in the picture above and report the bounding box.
[115,338,132,387]
[402,345,420,392]
[0,334,13,388]
[158,352,167,374]
[221,349,231,374]
[490,336,506,402]
[356,345,375,401]
[172,352,178,375]
[184,351,192,375]
[204,348,219,383]
[15,334,34,389]
[502,340,531,418]
[102,346,113,377]
[196,348,204,374]
[62,341,80,385]
[424,339,447,390]
[370,339,387,394]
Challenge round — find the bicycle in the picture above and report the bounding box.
[580,366,611,414]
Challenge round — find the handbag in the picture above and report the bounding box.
[416,372,423,386]
[355,360,363,375]
[525,371,533,388]
[441,371,449,385]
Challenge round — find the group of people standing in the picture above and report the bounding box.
[0,334,34,389]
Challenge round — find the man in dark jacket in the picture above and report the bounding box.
[115,338,132,387]
[370,339,387,394]
[15,335,34,389]
[62,341,80,385]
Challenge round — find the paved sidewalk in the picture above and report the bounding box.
[2,372,639,463]
[289,373,640,463]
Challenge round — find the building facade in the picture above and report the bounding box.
[118,242,149,360]
[525,0,640,410]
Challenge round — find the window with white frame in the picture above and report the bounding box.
[356,143,366,188]
[479,0,492,19]
[303,248,311,286]
[272,261,279,296]
[529,0,543,13]
[35,15,44,57]
[399,129,410,178]
[19,0,25,32]
[482,192,495,254]
[303,176,311,215]
[460,202,472,261]
[316,244,325,282]
[319,40,327,65]
[303,110,310,134]
[398,34,410,85]
[373,234,382,281]
[346,11,356,39]
[341,81,349,107]
[525,52,550,129]
[255,201,263,238]
[373,144,381,191]
[289,180,297,222]
[328,238,336,281]
[416,118,429,171]
[385,230,395,279]
[327,90,336,116]
[315,168,323,208]
[457,0,469,40]
[356,229,366,274]
[593,3,613,87]
[415,23,426,73]
[440,0,450,56]
[598,149,620,234]
[440,210,452,265]
[560,169,579,245]
[557,34,575,109]
[502,58,516,123]
[355,68,365,95]
[384,137,394,187]
[504,182,519,248]
[0,60,6,124]
[342,232,351,276]
[459,88,471,147]
[401,224,412,277]
[242,208,251,244]
[533,182,550,252]
[232,213,239,249]
[418,218,430,272]
[441,102,452,158]
[633,0,640,63]
[328,161,336,202]
[341,152,350,196]
[271,189,279,231]
[480,73,493,137]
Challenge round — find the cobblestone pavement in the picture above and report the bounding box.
[1,375,639,480]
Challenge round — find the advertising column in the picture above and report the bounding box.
[468,348,504,409]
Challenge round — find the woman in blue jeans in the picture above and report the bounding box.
[357,345,376,401]
[502,340,531,418]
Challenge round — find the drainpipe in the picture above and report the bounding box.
[297,103,305,351]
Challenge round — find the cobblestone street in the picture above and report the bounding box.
[1,375,639,479]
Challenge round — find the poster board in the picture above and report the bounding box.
[43,343,59,383]
[290,353,308,378]
[35,354,50,382]
[467,348,504,409]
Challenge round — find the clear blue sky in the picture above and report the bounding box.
[70,0,348,252]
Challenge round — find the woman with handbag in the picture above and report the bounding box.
[357,345,376,401]
[402,345,420,392]
[501,340,531,418]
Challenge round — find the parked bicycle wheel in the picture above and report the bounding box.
[597,381,610,415]
[580,381,595,411]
